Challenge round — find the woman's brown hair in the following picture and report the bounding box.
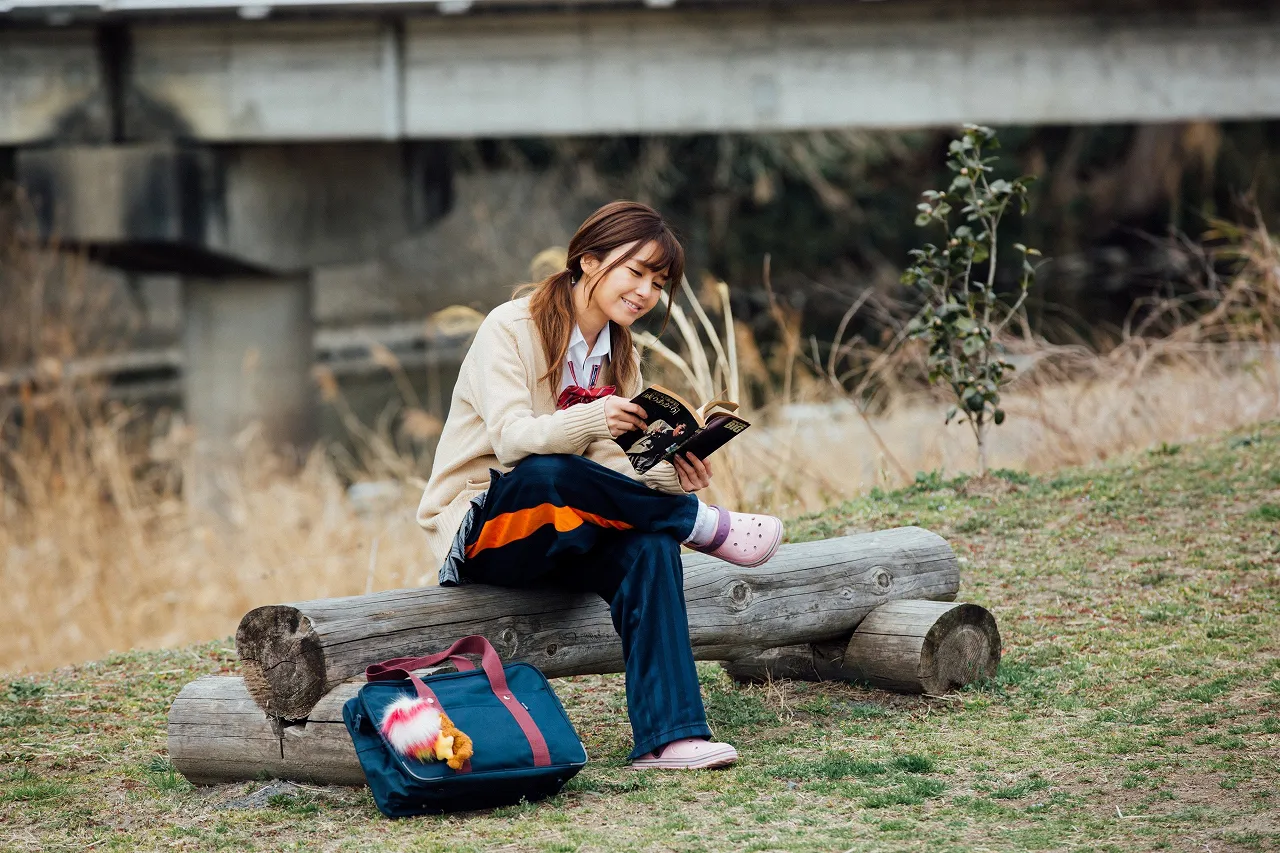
[518,200,684,393]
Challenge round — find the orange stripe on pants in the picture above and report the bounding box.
[465,503,633,559]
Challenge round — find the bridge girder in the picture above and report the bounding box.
[3,0,1280,145]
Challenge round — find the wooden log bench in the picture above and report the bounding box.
[170,527,1001,786]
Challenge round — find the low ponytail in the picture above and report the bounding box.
[520,267,577,388]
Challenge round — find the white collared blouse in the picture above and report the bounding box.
[560,322,612,393]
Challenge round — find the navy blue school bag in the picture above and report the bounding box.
[342,635,588,818]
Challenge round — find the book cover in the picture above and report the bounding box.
[614,385,750,474]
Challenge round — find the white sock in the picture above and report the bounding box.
[682,501,721,546]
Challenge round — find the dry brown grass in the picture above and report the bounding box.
[720,355,1280,515]
[2,220,1279,675]
[0,194,140,370]
[0,407,431,674]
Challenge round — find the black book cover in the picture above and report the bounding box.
[614,386,750,474]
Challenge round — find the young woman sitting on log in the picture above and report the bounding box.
[415,200,784,771]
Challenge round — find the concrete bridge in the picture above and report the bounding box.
[4,0,1280,142]
[3,0,1279,499]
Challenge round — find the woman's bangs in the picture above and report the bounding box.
[640,229,684,284]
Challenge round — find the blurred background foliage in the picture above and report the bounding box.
[457,120,1280,346]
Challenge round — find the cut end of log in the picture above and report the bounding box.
[235,605,326,720]
[846,600,1001,694]
[918,603,1001,694]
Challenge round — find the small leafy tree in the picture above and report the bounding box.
[903,124,1039,476]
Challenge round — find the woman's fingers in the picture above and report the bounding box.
[603,397,648,437]
[683,453,711,484]
[674,455,697,491]
[674,453,711,491]
[611,414,643,435]
[686,453,710,481]
[615,399,647,421]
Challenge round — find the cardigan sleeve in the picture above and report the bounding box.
[468,313,614,467]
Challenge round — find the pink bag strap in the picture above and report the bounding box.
[367,653,476,675]
[366,635,550,768]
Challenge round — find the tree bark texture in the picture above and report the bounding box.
[236,527,959,719]
[168,676,364,787]
[721,600,1001,694]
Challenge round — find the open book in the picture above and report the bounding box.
[614,385,751,474]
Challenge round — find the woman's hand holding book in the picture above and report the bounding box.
[672,452,712,492]
[604,397,649,437]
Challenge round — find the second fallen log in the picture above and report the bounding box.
[721,600,1001,693]
[237,526,960,719]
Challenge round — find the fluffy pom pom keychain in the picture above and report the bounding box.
[379,696,474,770]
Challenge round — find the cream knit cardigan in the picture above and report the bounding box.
[415,295,687,571]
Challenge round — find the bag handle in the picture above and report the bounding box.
[366,635,551,767]
[366,653,477,675]
[366,634,504,683]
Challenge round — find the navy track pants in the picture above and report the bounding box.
[456,453,711,759]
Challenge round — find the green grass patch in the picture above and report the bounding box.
[4,680,46,702]
[702,686,778,734]
[1179,677,1238,703]
[0,707,44,728]
[268,792,322,815]
[991,775,1051,800]
[772,752,891,782]
[1,769,71,803]
[145,757,192,794]
[1149,442,1183,457]
[1249,503,1280,521]
[861,777,946,808]
[842,701,893,720]
[890,754,934,773]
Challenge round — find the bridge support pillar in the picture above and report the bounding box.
[182,275,316,515]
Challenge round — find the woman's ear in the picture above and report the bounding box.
[580,253,600,278]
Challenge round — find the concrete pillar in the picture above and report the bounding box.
[182,275,315,514]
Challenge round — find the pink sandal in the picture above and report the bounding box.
[692,506,783,568]
[630,738,738,770]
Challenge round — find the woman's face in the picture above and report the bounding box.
[580,240,670,328]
